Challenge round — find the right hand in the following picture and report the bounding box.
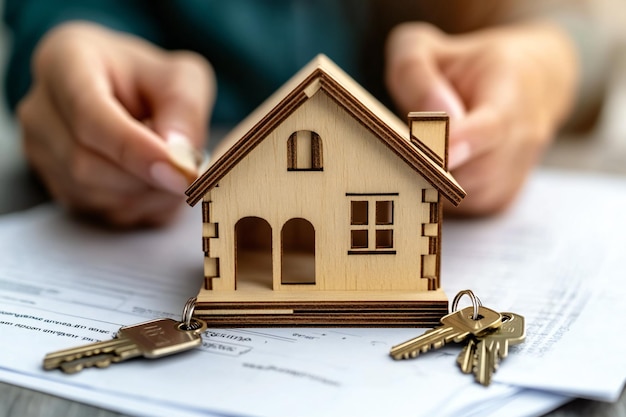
[385,22,577,216]
[18,22,215,227]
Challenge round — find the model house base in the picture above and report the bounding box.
[195,291,448,327]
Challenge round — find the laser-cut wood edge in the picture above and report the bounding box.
[194,291,448,327]
[185,54,465,207]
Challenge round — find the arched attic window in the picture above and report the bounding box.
[287,130,323,171]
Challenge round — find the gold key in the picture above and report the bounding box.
[43,318,207,374]
[390,306,502,360]
[471,312,525,386]
[456,337,477,374]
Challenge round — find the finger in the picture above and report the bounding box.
[68,145,153,193]
[447,65,522,171]
[386,23,466,119]
[448,105,502,170]
[116,190,183,227]
[139,52,215,177]
[17,87,72,171]
[19,85,150,195]
[447,142,529,216]
[75,189,183,228]
[39,41,185,195]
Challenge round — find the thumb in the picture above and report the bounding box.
[141,52,215,184]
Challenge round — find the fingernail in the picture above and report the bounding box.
[438,86,466,120]
[166,131,199,173]
[433,84,465,119]
[150,161,189,195]
[447,141,471,170]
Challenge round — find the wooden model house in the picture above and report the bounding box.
[185,55,465,326]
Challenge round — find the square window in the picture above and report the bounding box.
[351,201,368,225]
[376,229,393,249]
[351,230,368,249]
[376,201,394,225]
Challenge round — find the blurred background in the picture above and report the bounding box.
[0,0,23,212]
[0,0,17,139]
[0,0,624,213]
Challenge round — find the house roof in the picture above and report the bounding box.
[186,54,466,206]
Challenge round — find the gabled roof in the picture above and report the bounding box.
[186,54,465,206]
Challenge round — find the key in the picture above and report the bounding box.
[472,312,525,386]
[43,317,207,374]
[390,306,502,360]
[456,337,477,374]
[473,336,492,385]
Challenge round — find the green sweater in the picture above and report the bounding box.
[3,0,370,126]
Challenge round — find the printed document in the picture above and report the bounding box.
[1,169,625,417]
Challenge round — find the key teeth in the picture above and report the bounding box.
[60,364,82,375]
[59,355,114,374]
[389,349,423,360]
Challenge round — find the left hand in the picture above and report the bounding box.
[18,22,215,227]
[385,21,578,215]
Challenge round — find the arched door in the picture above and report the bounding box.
[235,217,272,290]
[281,218,315,285]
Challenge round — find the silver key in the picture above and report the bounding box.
[43,318,207,374]
[472,312,526,386]
[390,306,502,360]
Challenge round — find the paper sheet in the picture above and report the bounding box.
[442,170,626,401]
[0,168,625,417]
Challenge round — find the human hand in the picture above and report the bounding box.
[386,22,578,215]
[18,22,215,227]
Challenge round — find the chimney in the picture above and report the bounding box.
[408,112,449,170]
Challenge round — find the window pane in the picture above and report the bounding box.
[296,131,312,169]
[376,201,394,225]
[311,132,323,169]
[351,230,368,249]
[287,133,297,169]
[376,229,393,249]
[351,201,368,225]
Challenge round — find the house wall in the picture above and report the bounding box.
[203,91,440,292]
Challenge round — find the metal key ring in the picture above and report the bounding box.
[181,297,197,330]
[451,290,482,320]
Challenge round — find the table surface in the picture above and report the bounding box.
[2,61,626,417]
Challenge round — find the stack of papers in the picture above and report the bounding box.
[0,169,625,417]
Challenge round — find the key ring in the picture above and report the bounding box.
[451,290,482,320]
[181,297,197,330]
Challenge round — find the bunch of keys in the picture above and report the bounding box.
[390,290,525,386]
[43,298,207,374]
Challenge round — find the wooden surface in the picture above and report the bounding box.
[0,378,624,417]
[1,379,625,417]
